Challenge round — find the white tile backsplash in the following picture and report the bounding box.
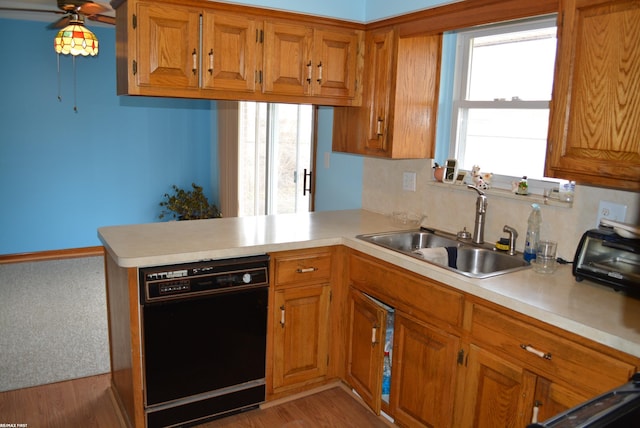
[362,157,640,260]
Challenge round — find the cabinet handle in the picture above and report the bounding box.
[371,324,378,346]
[520,344,552,360]
[280,304,285,327]
[376,118,384,137]
[296,267,317,273]
[317,61,323,84]
[208,49,214,75]
[192,48,197,75]
[532,400,542,424]
[306,61,312,84]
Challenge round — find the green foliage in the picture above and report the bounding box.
[159,183,222,220]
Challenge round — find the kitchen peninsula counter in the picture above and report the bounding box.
[98,209,640,358]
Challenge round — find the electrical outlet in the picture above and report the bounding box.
[596,201,627,227]
[402,172,417,192]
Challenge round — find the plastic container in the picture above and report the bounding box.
[524,203,542,262]
[517,176,529,195]
[382,351,391,396]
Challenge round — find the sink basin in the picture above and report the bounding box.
[455,247,530,278]
[357,229,531,279]
[359,230,461,252]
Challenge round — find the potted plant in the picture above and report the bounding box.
[159,183,222,220]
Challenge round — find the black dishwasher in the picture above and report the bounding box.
[139,255,269,428]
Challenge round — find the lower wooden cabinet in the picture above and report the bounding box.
[345,287,388,414]
[457,344,590,427]
[271,283,331,391]
[268,247,336,399]
[390,312,460,428]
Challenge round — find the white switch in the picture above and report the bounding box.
[402,172,417,192]
[324,152,330,169]
[596,201,627,227]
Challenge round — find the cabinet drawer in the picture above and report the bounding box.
[349,252,463,328]
[471,304,636,395]
[273,251,332,287]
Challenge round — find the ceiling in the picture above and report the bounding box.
[0,0,115,27]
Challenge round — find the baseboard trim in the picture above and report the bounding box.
[0,246,105,264]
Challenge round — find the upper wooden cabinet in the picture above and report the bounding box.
[546,0,640,190]
[202,11,257,93]
[333,28,442,158]
[263,22,360,100]
[134,2,201,92]
[112,0,363,106]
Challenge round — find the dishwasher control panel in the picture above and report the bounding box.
[140,255,269,303]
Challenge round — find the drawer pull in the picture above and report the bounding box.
[520,344,552,360]
[296,267,317,273]
[280,304,285,327]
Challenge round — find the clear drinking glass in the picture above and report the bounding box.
[533,240,557,274]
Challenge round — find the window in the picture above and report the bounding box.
[448,16,557,183]
[238,102,314,216]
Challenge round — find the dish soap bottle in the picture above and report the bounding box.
[524,203,542,262]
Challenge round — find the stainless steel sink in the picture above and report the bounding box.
[361,230,461,252]
[357,229,531,279]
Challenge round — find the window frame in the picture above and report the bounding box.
[446,15,559,192]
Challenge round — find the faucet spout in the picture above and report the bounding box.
[503,225,518,256]
[468,185,488,244]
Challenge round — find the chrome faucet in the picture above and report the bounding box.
[503,225,518,256]
[467,185,487,244]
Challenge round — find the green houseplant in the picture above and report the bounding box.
[159,183,222,220]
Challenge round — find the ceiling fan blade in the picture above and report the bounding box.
[77,2,112,16]
[87,14,116,25]
[47,15,71,29]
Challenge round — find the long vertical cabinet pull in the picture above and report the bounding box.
[371,323,378,346]
[376,118,384,137]
[316,61,323,84]
[280,304,286,327]
[306,61,313,84]
[531,400,542,424]
[208,49,214,75]
[192,49,198,75]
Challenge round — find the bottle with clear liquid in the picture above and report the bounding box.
[524,203,542,262]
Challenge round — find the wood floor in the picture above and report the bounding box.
[0,375,391,427]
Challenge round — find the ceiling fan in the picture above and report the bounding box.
[0,0,115,27]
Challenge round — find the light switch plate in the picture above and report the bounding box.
[596,201,627,227]
[402,172,417,192]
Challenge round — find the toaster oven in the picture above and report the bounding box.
[573,227,640,296]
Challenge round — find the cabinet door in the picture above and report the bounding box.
[312,28,359,99]
[364,29,394,153]
[263,21,313,96]
[390,312,460,428]
[136,2,201,89]
[345,288,387,414]
[533,377,590,424]
[458,344,535,428]
[272,284,330,390]
[202,12,257,92]
[546,0,640,190]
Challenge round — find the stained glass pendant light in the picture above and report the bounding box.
[54,15,99,56]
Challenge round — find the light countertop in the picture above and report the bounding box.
[98,209,640,358]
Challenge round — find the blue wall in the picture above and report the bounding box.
[0,20,214,254]
[314,108,363,211]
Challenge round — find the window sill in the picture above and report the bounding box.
[426,180,574,209]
